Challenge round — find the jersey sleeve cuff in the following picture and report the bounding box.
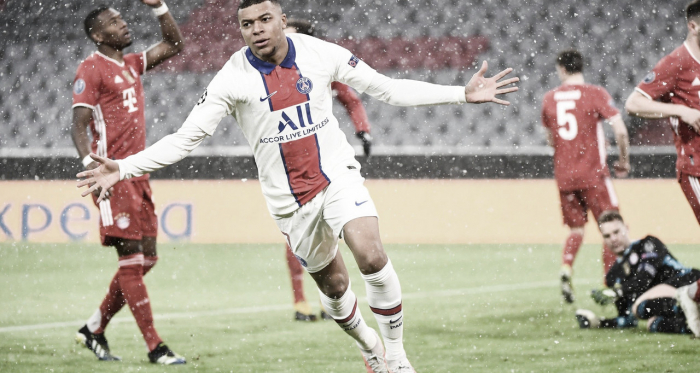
[453,86,467,103]
[116,160,130,181]
[634,87,653,100]
[72,103,95,110]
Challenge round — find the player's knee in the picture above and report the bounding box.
[315,273,349,299]
[355,248,388,275]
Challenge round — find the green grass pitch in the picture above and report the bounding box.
[1,241,698,372]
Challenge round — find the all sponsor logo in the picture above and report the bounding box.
[643,71,655,84]
[348,55,359,68]
[296,77,313,94]
[74,79,86,95]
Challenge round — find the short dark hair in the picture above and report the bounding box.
[286,18,315,36]
[556,50,584,74]
[238,0,281,11]
[598,210,624,226]
[687,0,700,21]
[84,6,110,42]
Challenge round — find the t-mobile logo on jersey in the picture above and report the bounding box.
[122,87,138,113]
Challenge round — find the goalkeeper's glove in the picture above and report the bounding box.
[591,288,618,306]
[356,131,372,157]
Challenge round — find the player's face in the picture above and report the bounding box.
[93,9,133,50]
[238,1,287,62]
[599,220,630,255]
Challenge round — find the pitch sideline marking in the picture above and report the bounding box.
[0,278,595,333]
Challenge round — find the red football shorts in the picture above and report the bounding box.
[678,172,700,225]
[559,177,619,228]
[91,179,158,245]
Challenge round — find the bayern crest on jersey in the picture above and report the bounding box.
[296,77,313,94]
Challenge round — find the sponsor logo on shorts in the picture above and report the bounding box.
[348,55,359,68]
[115,213,131,230]
[74,79,86,94]
[295,254,307,267]
[355,200,368,206]
[296,77,313,94]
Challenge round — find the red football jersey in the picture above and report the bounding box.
[72,51,148,180]
[541,83,620,191]
[331,82,370,133]
[636,43,700,178]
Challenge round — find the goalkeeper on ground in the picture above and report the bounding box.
[575,211,700,334]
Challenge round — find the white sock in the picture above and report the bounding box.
[319,286,377,350]
[688,282,699,301]
[86,309,101,333]
[361,260,405,361]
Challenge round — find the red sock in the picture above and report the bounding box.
[118,253,162,351]
[562,233,583,267]
[692,281,700,302]
[95,256,159,334]
[602,245,617,275]
[285,244,305,304]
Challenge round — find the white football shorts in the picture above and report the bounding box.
[273,170,378,273]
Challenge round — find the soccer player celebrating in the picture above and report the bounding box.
[625,1,700,337]
[576,211,699,335]
[76,0,519,371]
[283,18,373,322]
[70,1,185,364]
[541,50,631,303]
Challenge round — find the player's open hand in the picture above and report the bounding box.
[613,161,630,178]
[77,154,121,204]
[464,61,519,106]
[679,107,700,133]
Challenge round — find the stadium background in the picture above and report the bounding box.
[0,0,695,244]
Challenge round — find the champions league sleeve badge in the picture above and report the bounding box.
[348,55,359,68]
[74,79,86,95]
[197,89,207,105]
[296,77,313,94]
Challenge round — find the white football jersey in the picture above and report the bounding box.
[118,33,466,215]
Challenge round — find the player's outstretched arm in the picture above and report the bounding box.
[77,154,121,203]
[464,61,519,106]
[626,91,700,132]
[142,0,184,70]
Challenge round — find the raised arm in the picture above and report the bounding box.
[626,90,700,132]
[141,0,184,71]
[609,115,630,178]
